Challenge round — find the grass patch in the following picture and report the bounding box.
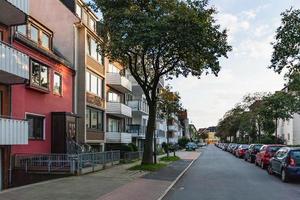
[159,156,180,162]
[129,163,167,171]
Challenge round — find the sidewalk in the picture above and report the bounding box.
[0,151,200,200]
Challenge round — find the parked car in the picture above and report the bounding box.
[255,144,286,169]
[244,144,263,163]
[186,142,198,151]
[235,144,250,158]
[232,144,241,155]
[268,147,300,182]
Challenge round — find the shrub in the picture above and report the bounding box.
[178,137,190,148]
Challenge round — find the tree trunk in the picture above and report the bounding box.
[142,102,157,164]
[166,131,170,157]
[275,118,278,143]
[258,123,261,143]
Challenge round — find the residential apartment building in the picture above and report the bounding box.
[167,114,183,144]
[178,110,190,139]
[128,83,149,150]
[277,114,300,145]
[60,0,106,151]
[105,62,132,150]
[0,0,29,190]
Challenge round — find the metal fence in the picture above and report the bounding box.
[14,151,121,175]
[122,151,143,162]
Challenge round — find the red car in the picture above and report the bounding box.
[235,144,250,158]
[255,144,286,169]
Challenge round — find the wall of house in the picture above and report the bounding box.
[277,118,293,145]
[293,114,300,145]
[29,0,78,66]
[11,41,74,154]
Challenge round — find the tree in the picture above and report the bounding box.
[270,8,300,77]
[158,86,183,157]
[92,0,231,164]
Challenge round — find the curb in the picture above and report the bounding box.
[157,153,200,200]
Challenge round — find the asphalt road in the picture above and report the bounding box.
[164,145,300,200]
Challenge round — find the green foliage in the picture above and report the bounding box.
[120,143,138,152]
[129,163,167,171]
[92,0,231,164]
[160,156,180,162]
[178,137,190,148]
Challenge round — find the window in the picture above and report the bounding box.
[0,31,3,41]
[86,107,104,131]
[30,60,49,90]
[27,114,44,140]
[17,25,26,35]
[108,118,120,132]
[41,32,50,49]
[30,25,39,43]
[16,22,52,50]
[87,35,103,64]
[90,18,95,31]
[108,63,120,73]
[76,3,82,18]
[86,71,104,97]
[108,92,121,103]
[53,73,62,95]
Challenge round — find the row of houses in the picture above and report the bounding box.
[0,0,191,190]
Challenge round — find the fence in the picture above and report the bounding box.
[122,151,143,163]
[14,151,121,175]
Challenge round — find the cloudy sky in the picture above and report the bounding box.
[168,0,300,129]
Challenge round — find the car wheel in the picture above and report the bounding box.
[267,165,273,175]
[281,170,289,183]
[255,160,258,166]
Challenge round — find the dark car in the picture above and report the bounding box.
[235,144,250,158]
[255,144,286,169]
[268,147,300,182]
[232,144,241,155]
[244,144,263,163]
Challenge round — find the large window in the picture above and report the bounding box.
[108,118,121,132]
[86,71,103,97]
[0,91,2,115]
[17,22,52,50]
[108,92,121,103]
[0,31,3,41]
[27,114,44,140]
[87,35,103,64]
[86,107,104,131]
[30,60,50,90]
[53,73,62,95]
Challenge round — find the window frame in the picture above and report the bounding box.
[26,113,45,140]
[86,71,104,98]
[30,59,50,92]
[86,107,104,131]
[53,72,63,96]
[0,31,3,41]
[87,35,103,65]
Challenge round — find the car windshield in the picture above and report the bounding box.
[268,146,282,152]
[290,150,300,164]
[254,145,262,150]
[241,145,249,149]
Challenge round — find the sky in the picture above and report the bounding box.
[168,0,300,129]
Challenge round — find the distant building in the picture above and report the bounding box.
[178,110,190,139]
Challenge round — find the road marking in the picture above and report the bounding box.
[157,152,201,200]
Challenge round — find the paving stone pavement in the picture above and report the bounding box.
[0,151,200,200]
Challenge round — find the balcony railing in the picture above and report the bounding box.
[106,132,132,144]
[128,99,149,115]
[7,0,29,14]
[127,125,146,138]
[106,102,132,118]
[106,72,132,93]
[0,116,28,145]
[0,41,29,84]
[0,0,28,26]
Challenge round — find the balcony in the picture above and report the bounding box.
[128,99,149,115]
[127,125,146,139]
[106,72,132,93]
[0,41,29,84]
[0,117,28,145]
[168,125,178,132]
[107,102,132,118]
[105,132,132,144]
[0,0,28,26]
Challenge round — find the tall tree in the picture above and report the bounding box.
[92,0,231,164]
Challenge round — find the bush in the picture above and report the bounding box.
[160,156,180,162]
[178,137,190,148]
[120,143,138,152]
[128,143,138,151]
